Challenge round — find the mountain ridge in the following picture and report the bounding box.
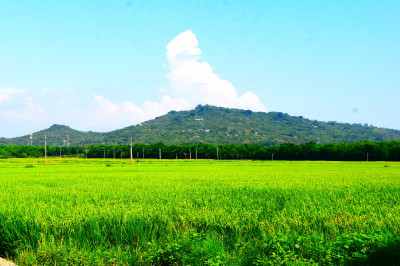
[1,105,400,146]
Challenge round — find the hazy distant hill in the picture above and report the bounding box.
[2,105,400,146]
[0,124,106,146]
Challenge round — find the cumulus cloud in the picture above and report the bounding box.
[166,30,266,111]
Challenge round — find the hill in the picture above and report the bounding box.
[1,105,400,146]
[0,124,106,146]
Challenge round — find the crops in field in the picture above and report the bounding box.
[1,159,400,265]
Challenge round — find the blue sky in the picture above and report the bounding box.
[1,0,399,138]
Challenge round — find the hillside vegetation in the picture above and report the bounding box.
[1,105,400,146]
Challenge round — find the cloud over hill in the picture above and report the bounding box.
[0,30,266,137]
[88,30,266,129]
[166,30,265,112]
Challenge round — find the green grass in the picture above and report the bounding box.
[1,158,400,265]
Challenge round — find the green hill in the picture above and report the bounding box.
[1,105,400,146]
[0,124,106,146]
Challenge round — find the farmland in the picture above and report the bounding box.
[1,159,400,265]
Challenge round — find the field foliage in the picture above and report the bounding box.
[1,159,400,265]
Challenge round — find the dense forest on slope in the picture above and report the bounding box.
[1,140,400,161]
[1,105,400,146]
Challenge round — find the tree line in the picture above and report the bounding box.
[1,140,400,161]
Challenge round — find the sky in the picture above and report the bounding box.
[1,0,399,138]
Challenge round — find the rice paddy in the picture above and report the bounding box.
[1,158,400,265]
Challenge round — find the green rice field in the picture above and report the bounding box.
[1,158,400,265]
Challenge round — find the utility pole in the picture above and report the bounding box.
[59,146,62,158]
[137,152,139,164]
[176,153,178,160]
[159,147,161,160]
[196,148,198,160]
[143,148,145,159]
[189,148,191,160]
[104,149,105,159]
[113,146,115,159]
[217,146,219,160]
[272,153,274,161]
[130,138,133,165]
[86,149,88,159]
[45,134,47,165]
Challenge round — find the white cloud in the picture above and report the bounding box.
[89,94,191,129]
[0,96,47,121]
[0,87,24,102]
[57,94,191,132]
[0,88,45,121]
[167,30,201,67]
[166,30,266,112]
[0,94,9,102]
